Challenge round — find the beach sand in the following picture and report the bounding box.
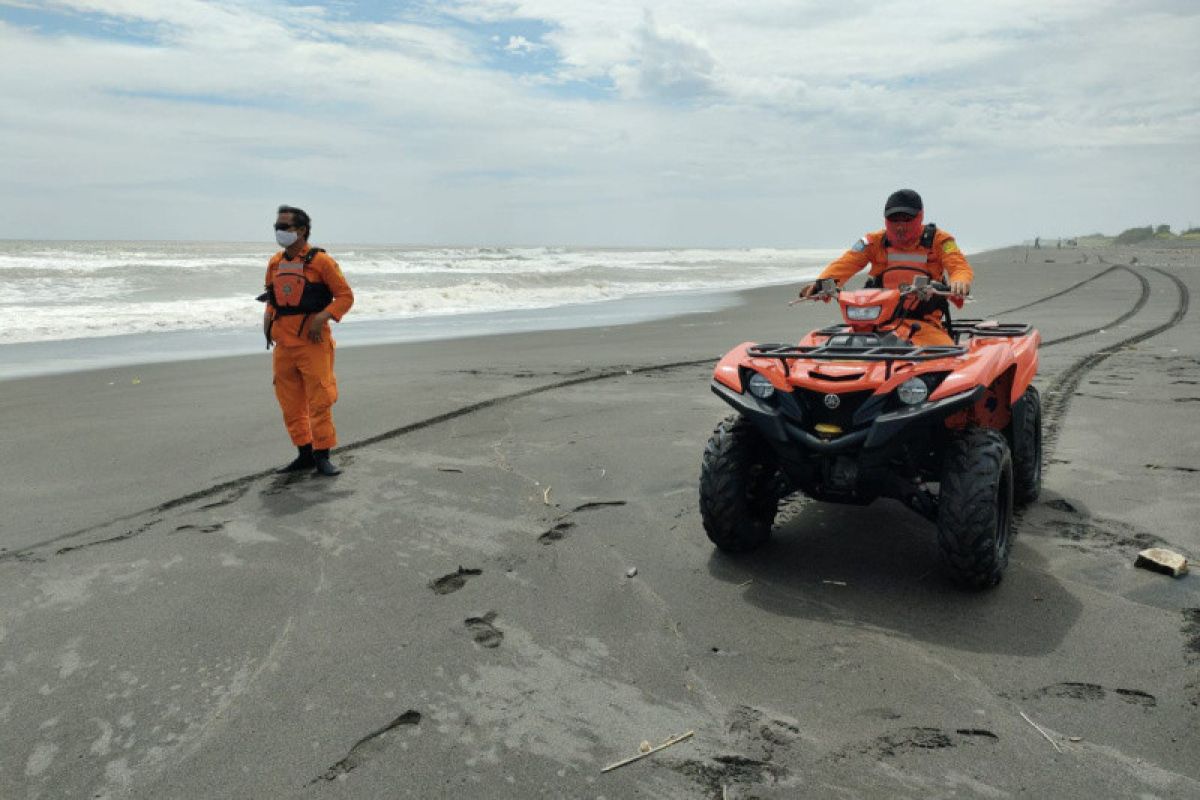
[2,243,1198,798]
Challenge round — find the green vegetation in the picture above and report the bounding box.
[1068,224,1196,246]
[1114,226,1155,244]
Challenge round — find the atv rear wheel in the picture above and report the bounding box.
[699,414,781,553]
[1012,385,1042,506]
[936,428,1015,589]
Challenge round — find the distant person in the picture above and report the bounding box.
[1034,236,1040,249]
[260,205,354,476]
[797,189,973,346]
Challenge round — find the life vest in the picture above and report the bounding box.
[256,247,335,347]
[265,247,333,316]
[865,225,950,323]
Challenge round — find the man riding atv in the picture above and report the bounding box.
[699,190,1043,588]
[799,189,972,347]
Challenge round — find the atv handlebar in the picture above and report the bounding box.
[904,279,970,308]
[790,276,970,307]
[789,277,839,305]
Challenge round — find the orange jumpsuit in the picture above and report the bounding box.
[818,227,973,346]
[264,246,354,451]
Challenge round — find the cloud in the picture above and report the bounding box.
[610,11,716,101]
[0,0,1197,246]
[503,34,541,53]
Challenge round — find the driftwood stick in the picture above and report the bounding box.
[601,731,695,773]
[1019,711,1063,753]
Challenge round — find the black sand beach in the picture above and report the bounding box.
[2,243,1199,798]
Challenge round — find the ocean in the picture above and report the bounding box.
[0,241,834,379]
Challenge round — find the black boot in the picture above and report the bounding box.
[313,448,342,477]
[278,443,315,473]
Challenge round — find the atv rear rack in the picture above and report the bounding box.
[948,320,1034,338]
[810,321,1034,340]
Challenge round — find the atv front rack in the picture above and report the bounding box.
[747,342,967,362]
[747,340,966,378]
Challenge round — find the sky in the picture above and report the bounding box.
[1,0,1197,248]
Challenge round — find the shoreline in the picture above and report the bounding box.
[0,279,809,382]
[13,238,1188,382]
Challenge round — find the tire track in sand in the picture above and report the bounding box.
[1042,267,1188,455]
[4,267,1185,562]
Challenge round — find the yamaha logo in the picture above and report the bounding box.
[282,285,293,295]
[823,393,841,409]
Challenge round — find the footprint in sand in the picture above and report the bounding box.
[429,567,482,595]
[1027,682,1157,707]
[174,523,225,534]
[464,612,504,648]
[538,521,575,545]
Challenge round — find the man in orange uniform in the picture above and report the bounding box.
[262,205,354,476]
[799,189,972,346]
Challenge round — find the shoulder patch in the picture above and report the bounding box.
[942,240,960,255]
[851,237,867,253]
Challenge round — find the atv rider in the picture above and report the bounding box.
[799,189,972,346]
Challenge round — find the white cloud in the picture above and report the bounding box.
[503,34,541,53]
[610,11,717,100]
[0,0,1197,246]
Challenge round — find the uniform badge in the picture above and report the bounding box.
[851,238,867,253]
[942,240,959,254]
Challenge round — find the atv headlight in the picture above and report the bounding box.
[845,305,883,321]
[897,377,930,406]
[747,373,775,399]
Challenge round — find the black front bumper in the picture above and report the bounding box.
[710,380,982,454]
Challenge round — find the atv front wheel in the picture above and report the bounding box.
[699,414,781,552]
[1012,385,1042,506]
[936,428,1015,589]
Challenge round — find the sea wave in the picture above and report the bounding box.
[1,242,835,344]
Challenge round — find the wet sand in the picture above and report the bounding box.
[2,243,1198,798]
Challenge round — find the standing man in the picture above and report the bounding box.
[262,205,354,476]
[798,189,972,346]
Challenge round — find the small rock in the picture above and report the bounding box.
[639,740,652,753]
[1069,736,1083,742]
[626,567,638,578]
[1135,548,1189,577]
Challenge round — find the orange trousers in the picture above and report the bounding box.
[894,318,954,347]
[272,339,338,450]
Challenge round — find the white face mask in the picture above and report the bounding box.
[276,229,299,248]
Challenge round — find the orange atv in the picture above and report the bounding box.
[700,277,1042,588]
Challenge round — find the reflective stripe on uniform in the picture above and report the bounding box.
[885,249,930,266]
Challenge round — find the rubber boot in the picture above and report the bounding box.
[313,448,342,477]
[278,443,315,473]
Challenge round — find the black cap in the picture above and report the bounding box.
[884,189,923,217]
